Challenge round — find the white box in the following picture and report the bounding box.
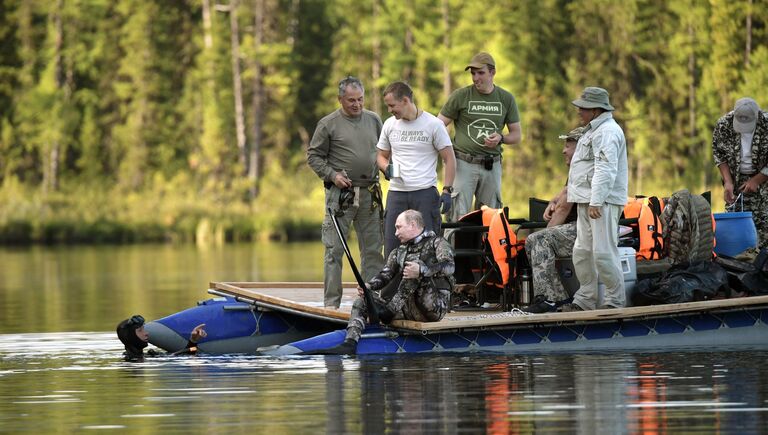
[556,247,638,306]
[598,247,637,306]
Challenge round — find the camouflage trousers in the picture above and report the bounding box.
[346,278,450,342]
[731,173,768,250]
[524,222,577,302]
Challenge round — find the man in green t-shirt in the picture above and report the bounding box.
[438,52,522,225]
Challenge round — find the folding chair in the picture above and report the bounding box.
[451,209,496,308]
[450,206,526,310]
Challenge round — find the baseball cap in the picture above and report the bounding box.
[558,127,585,141]
[465,52,495,70]
[733,97,759,133]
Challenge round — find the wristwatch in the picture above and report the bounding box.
[442,186,453,193]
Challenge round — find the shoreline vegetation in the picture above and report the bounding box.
[0,2,760,245]
[0,175,726,245]
[0,173,325,245]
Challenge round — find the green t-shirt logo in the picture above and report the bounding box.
[468,101,502,115]
[466,101,502,145]
[440,86,519,155]
[468,118,498,145]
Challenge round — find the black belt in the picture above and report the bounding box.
[324,181,378,189]
[455,151,501,164]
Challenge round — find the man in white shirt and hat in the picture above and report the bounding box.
[562,87,628,311]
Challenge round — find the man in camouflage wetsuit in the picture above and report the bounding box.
[523,127,583,313]
[712,97,768,250]
[320,209,455,354]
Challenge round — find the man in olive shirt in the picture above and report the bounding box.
[438,52,522,224]
[307,76,385,309]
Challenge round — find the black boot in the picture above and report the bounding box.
[377,305,395,324]
[304,339,358,355]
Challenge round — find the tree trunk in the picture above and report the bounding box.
[745,0,752,67]
[202,0,213,49]
[47,0,64,193]
[687,24,702,187]
[441,0,451,100]
[402,28,413,82]
[371,0,381,115]
[248,0,265,198]
[201,0,223,181]
[228,0,247,172]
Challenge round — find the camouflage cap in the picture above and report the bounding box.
[733,97,759,133]
[465,52,495,70]
[572,86,614,111]
[558,126,585,141]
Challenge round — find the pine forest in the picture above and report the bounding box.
[0,0,766,244]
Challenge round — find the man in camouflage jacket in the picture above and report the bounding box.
[324,209,455,354]
[712,98,768,250]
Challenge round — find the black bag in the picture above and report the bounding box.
[632,261,730,306]
[715,248,768,295]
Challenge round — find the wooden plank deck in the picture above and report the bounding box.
[210,281,768,333]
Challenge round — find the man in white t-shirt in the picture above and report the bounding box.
[377,81,456,256]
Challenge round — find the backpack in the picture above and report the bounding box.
[623,196,665,260]
[661,189,714,265]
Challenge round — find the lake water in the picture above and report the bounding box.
[1,243,768,433]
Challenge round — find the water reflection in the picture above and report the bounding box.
[345,352,768,434]
[2,244,768,432]
[0,243,331,333]
[2,333,768,433]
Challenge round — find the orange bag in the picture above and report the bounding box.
[623,196,665,260]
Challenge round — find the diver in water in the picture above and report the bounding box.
[116,314,207,362]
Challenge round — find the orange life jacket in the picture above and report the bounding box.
[481,206,518,286]
[623,196,665,260]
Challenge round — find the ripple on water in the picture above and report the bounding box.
[1,332,768,433]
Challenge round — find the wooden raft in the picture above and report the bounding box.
[210,282,768,333]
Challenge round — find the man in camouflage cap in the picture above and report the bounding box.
[316,210,455,354]
[712,97,768,250]
[523,127,583,313]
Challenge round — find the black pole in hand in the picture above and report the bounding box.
[329,208,380,324]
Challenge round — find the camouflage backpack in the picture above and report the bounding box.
[660,189,714,264]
